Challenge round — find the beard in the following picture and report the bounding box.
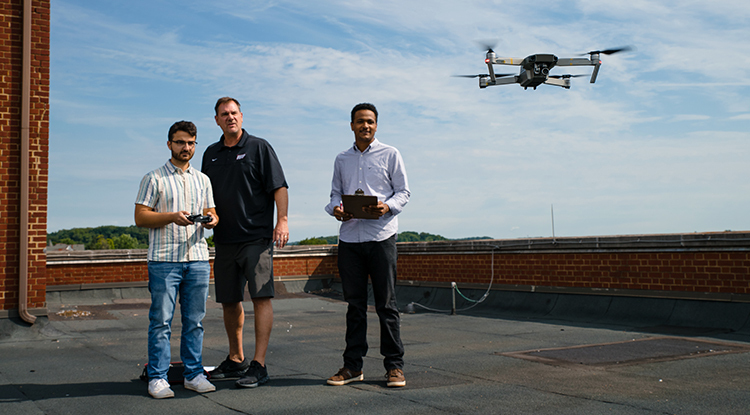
[172,149,193,161]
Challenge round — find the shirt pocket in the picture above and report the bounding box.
[364,161,392,194]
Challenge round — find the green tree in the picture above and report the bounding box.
[49,225,149,248]
[397,231,448,242]
[90,235,114,250]
[112,234,139,249]
[299,237,329,245]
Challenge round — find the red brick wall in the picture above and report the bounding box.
[47,262,153,287]
[46,256,340,287]
[273,256,338,278]
[397,252,750,295]
[0,0,50,311]
[45,246,750,299]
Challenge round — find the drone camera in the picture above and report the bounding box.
[533,64,550,76]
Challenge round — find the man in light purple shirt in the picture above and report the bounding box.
[325,103,410,388]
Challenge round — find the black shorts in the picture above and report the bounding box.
[214,239,275,303]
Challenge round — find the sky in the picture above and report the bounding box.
[49,0,750,241]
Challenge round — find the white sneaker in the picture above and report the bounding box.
[148,378,175,399]
[184,373,216,393]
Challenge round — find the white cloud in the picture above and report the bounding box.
[48,0,750,239]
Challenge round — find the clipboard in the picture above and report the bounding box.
[341,194,379,219]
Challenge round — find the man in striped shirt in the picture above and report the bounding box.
[135,121,219,399]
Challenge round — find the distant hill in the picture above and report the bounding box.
[296,231,493,245]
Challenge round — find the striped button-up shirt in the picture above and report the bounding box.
[135,161,215,262]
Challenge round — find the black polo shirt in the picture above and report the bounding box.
[201,129,288,244]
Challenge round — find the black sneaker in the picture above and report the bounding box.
[209,356,250,379]
[235,360,269,388]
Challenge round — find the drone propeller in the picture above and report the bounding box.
[475,40,498,53]
[549,74,587,79]
[452,74,489,78]
[584,46,633,56]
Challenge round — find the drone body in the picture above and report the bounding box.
[458,47,631,90]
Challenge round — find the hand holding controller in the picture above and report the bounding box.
[186,214,212,224]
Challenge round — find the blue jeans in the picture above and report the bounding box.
[147,261,210,381]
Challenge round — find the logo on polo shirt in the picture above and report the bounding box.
[237,153,246,160]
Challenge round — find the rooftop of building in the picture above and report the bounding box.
[2,281,750,415]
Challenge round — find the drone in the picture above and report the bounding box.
[455,45,632,90]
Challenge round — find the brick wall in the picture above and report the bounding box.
[46,249,341,288]
[397,251,750,295]
[0,0,50,312]
[47,260,153,287]
[45,233,750,302]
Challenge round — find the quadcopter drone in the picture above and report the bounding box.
[456,46,632,90]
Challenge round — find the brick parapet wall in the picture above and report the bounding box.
[0,0,50,311]
[45,232,750,302]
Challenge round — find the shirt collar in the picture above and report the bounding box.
[353,138,380,153]
[166,160,193,174]
[220,129,248,149]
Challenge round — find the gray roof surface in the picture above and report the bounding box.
[2,286,750,415]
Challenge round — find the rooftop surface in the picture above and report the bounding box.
[2,287,750,415]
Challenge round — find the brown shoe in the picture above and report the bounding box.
[327,367,364,386]
[386,368,406,387]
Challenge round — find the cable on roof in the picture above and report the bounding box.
[406,244,499,314]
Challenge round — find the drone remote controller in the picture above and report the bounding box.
[187,214,212,224]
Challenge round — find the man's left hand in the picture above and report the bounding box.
[203,213,218,230]
[363,201,390,218]
[273,220,290,248]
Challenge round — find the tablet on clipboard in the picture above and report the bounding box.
[341,194,379,219]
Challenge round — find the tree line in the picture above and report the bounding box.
[47,226,150,250]
[48,226,491,250]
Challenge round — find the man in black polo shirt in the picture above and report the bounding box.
[201,97,289,388]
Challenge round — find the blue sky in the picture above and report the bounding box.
[49,0,750,241]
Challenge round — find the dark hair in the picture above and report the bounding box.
[168,120,197,141]
[350,103,378,123]
[215,97,241,115]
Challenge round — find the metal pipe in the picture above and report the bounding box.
[450,282,456,315]
[19,0,36,324]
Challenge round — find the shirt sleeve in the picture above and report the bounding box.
[384,149,410,216]
[135,173,158,208]
[204,176,216,209]
[325,155,344,216]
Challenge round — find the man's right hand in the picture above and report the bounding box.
[172,211,194,226]
[333,205,353,222]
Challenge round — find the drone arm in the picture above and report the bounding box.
[543,77,570,89]
[489,57,523,65]
[556,57,594,66]
[590,63,601,83]
[484,76,518,87]
[557,55,601,83]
